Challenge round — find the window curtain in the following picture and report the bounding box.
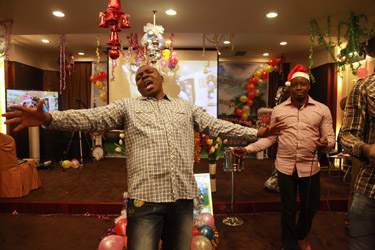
[60,62,92,110]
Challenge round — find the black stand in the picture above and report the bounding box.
[63,99,91,167]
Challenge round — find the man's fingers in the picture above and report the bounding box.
[4,117,21,125]
[37,100,45,112]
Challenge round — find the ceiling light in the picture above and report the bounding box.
[263,53,269,56]
[53,11,65,17]
[41,39,50,43]
[165,40,172,44]
[78,52,85,55]
[266,12,278,18]
[280,41,287,46]
[165,9,177,15]
[223,40,231,44]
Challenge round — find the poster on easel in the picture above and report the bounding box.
[194,173,213,216]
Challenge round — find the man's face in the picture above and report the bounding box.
[135,66,164,99]
[289,77,310,102]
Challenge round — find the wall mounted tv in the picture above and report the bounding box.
[6,89,59,112]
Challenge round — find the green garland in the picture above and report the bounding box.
[309,12,374,80]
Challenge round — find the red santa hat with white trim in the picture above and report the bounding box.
[285,64,310,86]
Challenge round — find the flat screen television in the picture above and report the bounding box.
[6,89,59,112]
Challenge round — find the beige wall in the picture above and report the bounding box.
[9,44,60,71]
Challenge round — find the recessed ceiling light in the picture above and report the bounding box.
[223,40,231,44]
[53,11,65,17]
[41,39,50,43]
[266,12,278,18]
[165,9,177,15]
[280,41,288,46]
[78,52,85,56]
[263,53,269,56]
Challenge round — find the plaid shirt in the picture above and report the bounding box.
[341,73,375,199]
[48,95,258,202]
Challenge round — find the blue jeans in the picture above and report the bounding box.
[126,199,193,250]
[349,190,375,250]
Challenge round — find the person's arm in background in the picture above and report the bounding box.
[340,81,370,161]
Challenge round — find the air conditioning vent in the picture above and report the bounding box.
[234,51,247,56]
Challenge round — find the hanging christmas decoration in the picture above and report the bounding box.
[66,54,75,75]
[202,33,235,55]
[141,10,165,64]
[126,33,147,67]
[0,19,13,61]
[98,0,131,60]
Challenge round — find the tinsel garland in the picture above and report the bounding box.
[211,226,219,249]
[96,36,101,74]
[0,19,12,61]
[59,34,66,94]
[111,59,117,82]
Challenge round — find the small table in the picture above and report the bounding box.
[328,152,351,183]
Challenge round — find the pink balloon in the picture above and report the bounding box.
[190,235,212,250]
[199,212,215,228]
[171,51,178,59]
[160,59,169,68]
[356,67,368,79]
[98,235,125,250]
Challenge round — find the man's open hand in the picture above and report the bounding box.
[2,100,52,131]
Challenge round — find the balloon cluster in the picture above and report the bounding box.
[159,49,179,70]
[191,212,219,250]
[98,0,131,60]
[235,58,281,121]
[61,159,80,169]
[99,192,129,249]
[90,71,108,102]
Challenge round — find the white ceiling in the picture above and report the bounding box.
[1,0,375,62]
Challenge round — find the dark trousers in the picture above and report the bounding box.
[126,199,193,250]
[277,170,320,250]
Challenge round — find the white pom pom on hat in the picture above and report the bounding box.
[285,64,310,86]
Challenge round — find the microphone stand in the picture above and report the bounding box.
[64,99,91,168]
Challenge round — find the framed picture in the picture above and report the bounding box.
[194,173,213,215]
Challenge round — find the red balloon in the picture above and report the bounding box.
[109,49,120,60]
[260,71,268,80]
[356,67,368,79]
[192,226,201,237]
[248,77,258,85]
[248,91,255,100]
[115,218,127,237]
[247,83,255,91]
[247,99,254,107]
[97,71,107,81]
[235,108,244,116]
[90,75,97,83]
[170,58,178,67]
[269,59,277,67]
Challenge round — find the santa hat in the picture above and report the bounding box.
[285,64,310,86]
